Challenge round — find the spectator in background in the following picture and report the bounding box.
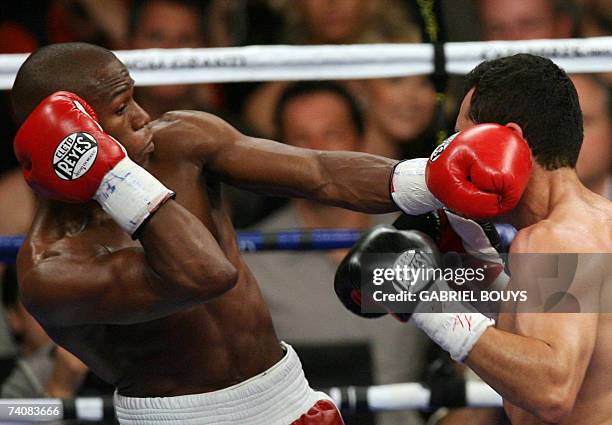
[576,0,612,86]
[127,0,219,120]
[127,0,284,227]
[206,0,284,47]
[0,0,128,175]
[281,0,413,45]
[341,25,442,160]
[578,0,611,36]
[0,1,128,53]
[1,265,89,398]
[354,30,440,159]
[244,81,427,425]
[476,0,576,40]
[0,158,37,372]
[0,171,35,238]
[572,74,612,198]
[359,74,438,159]
[243,0,418,137]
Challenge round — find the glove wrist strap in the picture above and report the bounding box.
[94,157,175,236]
[390,158,444,215]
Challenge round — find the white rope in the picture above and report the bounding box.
[0,381,501,421]
[328,380,502,412]
[366,382,431,411]
[0,37,610,89]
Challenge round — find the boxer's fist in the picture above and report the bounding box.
[14,91,126,202]
[14,91,174,236]
[426,124,532,219]
[394,210,509,316]
[334,225,441,322]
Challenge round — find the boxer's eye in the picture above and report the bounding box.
[115,104,127,116]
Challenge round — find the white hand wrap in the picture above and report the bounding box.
[445,211,510,291]
[390,158,444,215]
[412,311,494,362]
[94,157,174,236]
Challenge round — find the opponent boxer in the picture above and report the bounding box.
[12,42,527,425]
[340,54,612,424]
[460,54,611,425]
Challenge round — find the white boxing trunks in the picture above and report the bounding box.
[114,342,344,425]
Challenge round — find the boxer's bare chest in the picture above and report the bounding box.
[30,119,280,392]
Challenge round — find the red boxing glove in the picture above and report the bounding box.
[14,91,174,236]
[15,91,125,201]
[425,124,532,219]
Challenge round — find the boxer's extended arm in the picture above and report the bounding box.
[179,113,530,217]
[178,111,398,213]
[464,229,598,423]
[19,204,238,326]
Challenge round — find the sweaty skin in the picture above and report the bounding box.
[17,58,397,397]
[456,90,612,425]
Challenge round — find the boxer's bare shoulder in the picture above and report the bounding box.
[512,195,611,255]
[148,110,239,163]
[502,192,612,424]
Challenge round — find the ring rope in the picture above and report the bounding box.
[0,37,610,89]
[0,225,516,262]
[0,380,501,422]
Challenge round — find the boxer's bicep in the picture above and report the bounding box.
[20,249,207,326]
[477,227,599,420]
[469,313,596,422]
[513,313,597,385]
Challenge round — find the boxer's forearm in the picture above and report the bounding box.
[311,150,398,213]
[140,201,238,299]
[211,134,398,213]
[189,110,398,212]
[466,327,578,423]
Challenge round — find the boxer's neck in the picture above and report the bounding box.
[510,165,584,229]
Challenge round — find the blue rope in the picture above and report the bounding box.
[0,225,516,262]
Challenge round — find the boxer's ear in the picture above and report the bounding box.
[505,123,524,138]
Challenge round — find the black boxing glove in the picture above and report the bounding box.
[334,225,442,322]
[394,209,509,315]
[393,209,502,254]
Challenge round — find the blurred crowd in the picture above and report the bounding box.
[0,1,610,424]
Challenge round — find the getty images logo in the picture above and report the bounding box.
[53,132,98,180]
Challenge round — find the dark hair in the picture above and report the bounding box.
[464,54,583,169]
[128,0,206,38]
[11,42,118,124]
[274,81,365,138]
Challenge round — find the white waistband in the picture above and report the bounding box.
[114,342,332,425]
